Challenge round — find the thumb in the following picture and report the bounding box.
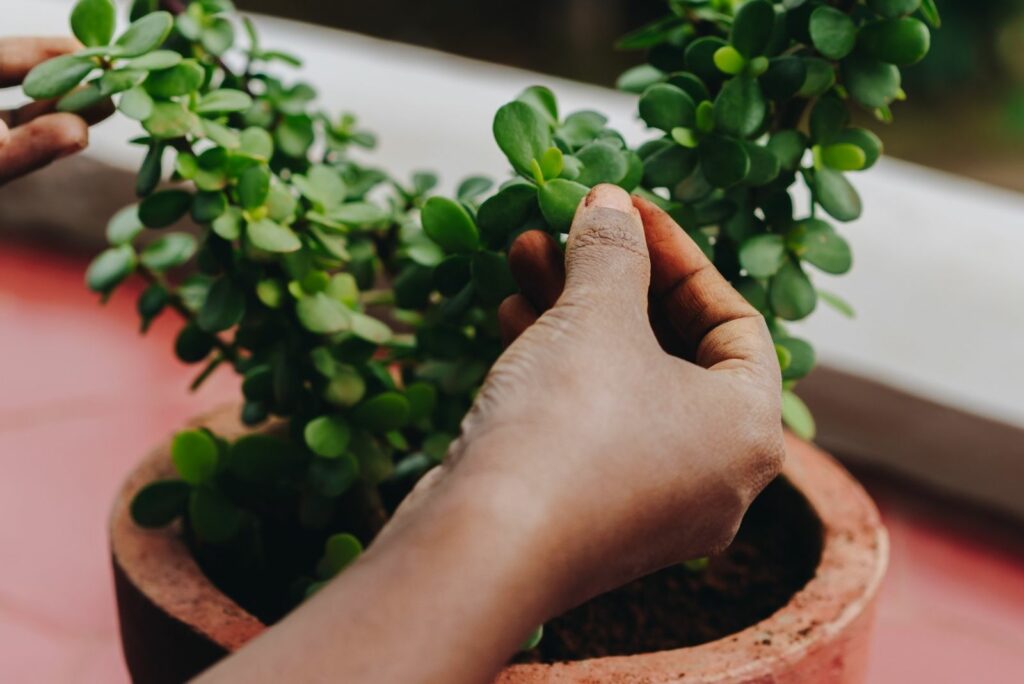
[562,184,650,319]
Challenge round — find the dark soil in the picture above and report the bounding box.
[515,477,823,662]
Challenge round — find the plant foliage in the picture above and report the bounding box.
[28,0,934,620]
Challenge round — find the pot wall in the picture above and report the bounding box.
[110,408,887,683]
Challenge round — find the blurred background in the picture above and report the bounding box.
[235,0,1024,192]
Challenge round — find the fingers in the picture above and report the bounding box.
[632,195,777,381]
[0,37,81,88]
[497,295,539,347]
[0,112,88,186]
[508,230,564,311]
[562,184,649,316]
[0,92,115,128]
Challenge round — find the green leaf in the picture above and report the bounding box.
[247,218,300,253]
[742,141,781,186]
[171,429,219,484]
[404,382,438,423]
[766,130,807,170]
[476,183,537,247]
[196,89,253,114]
[139,189,191,228]
[557,110,608,148]
[175,323,214,363]
[202,17,235,56]
[325,202,388,226]
[787,219,852,274]
[304,416,352,458]
[858,18,931,66]
[106,205,143,245]
[730,0,775,57]
[350,312,393,344]
[820,143,866,171]
[115,11,174,57]
[809,95,849,143]
[126,50,182,70]
[713,76,765,138]
[86,245,136,293]
[240,127,274,159]
[23,55,94,99]
[421,196,480,253]
[228,434,298,484]
[782,389,816,440]
[294,165,346,209]
[296,292,351,333]
[315,533,363,580]
[797,58,836,97]
[212,207,242,240]
[98,68,146,96]
[713,45,746,76]
[843,55,901,108]
[140,232,197,270]
[776,337,816,381]
[538,178,589,232]
[770,258,817,321]
[616,64,665,94]
[739,234,786,278]
[130,480,189,527]
[760,56,807,100]
[537,146,564,181]
[189,486,243,543]
[575,141,629,186]
[56,83,104,113]
[919,0,941,28]
[143,100,199,139]
[119,86,154,120]
[685,36,729,83]
[493,101,552,177]
[818,289,856,317]
[275,114,315,157]
[814,168,862,221]
[237,165,271,209]
[352,392,410,432]
[615,14,685,50]
[71,0,117,47]
[520,625,544,652]
[456,176,494,202]
[638,83,695,132]
[831,128,882,169]
[308,453,359,497]
[809,6,857,60]
[516,85,559,127]
[698,135,750,188]
[642,142,697,188]
[192,190,227,223]
[145,59,204,98]
[472,251,517,306]
[198,277,245,332]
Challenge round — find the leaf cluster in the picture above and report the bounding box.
[32,0,934,615]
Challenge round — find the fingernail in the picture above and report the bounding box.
[583,183,635,214]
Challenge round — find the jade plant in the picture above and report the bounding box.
[25,0,933,621]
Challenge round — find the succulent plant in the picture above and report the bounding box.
[26,0,934,620]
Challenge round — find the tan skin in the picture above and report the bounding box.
[1,39,783,683]
[0,37,112,186]
[198,184,785,683]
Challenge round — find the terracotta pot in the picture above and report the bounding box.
[111,407,887,683]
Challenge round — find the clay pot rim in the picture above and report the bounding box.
[110,406,887,681]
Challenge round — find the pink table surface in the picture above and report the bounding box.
[1,242,1022,683]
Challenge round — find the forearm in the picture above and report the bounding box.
[196,459,562,684]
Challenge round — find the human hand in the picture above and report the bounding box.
[0,37,112,186]
[397,183,785,613]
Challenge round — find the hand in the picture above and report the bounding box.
[201,184,786,684]
[0,37,113,186]
[397,183,785,611]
